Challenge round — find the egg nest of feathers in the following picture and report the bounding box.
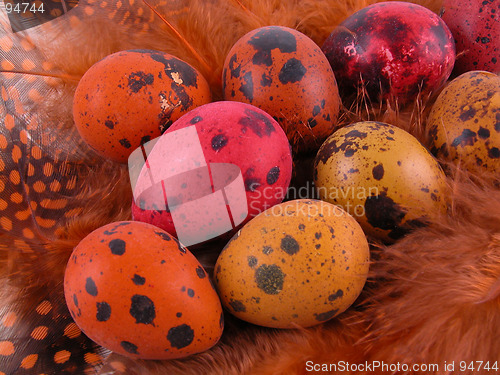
[0,1,499,375]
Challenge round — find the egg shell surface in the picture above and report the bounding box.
[73,49,212,163]
[314,121,449,242]
[442,0,499,75]
[223,26,341,153]
[132,101,293,239]
[64,221,224,360]
[322,1,455,103]
[214,199,370,328]
[427,70,500,173]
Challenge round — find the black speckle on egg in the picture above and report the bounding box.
[477,127,490,139]
[307,118,318,128]
[229,299,247,312]
[247,256,258,268]
[364,192,406,230]
[228,54,241,78]
[314,309,339,322]
[239,108,276,138]
[121,341,139,354]
[109,238,126,255]
[244,168,261,192]
[155,231,171,241]
[119,138,132,149]
[266,166,280,185]
[132,274,146,286]
[451,128,476,147]
[313,105,321,116]
[298,224,305,231]
[261,73,272,86]
[195,265,206,279]
[167,324,194,349]
[328,289,344,301]
[281,234,300,255]
[345,129,367,139]
[130,294,156,325]
[248,27,297,67]
[239,71,254,102]
[104,120,114,129]
[85,277,98,297]
[372,163,384,180]
[255,264,285,294]
[344,149,355,157]
[187,288,195,298]
[315,232,322,239]
[211,134,228,152]
[459,107,477,122]
[489,147,500,159]
[176,312,182,318]
[128,71,154,93]
[278,58,307,84]
[96,302,111,322]
[190,116,203,124]
[262,246,274,255]
[73,294,79,307]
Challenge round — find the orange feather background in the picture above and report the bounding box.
[0,0,499,374]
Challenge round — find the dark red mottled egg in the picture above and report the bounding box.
[222,26,341,153]
[322,1,456,103]
[64,221,224,360]
[73,49,211,163]
[441,0,499,75]
[131,101,293,244]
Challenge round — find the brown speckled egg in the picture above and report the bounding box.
[64,221,223,360]
[314,121,449,242]
[427,71,500,173]
[222,26,341,153]
[213,199,369,328]
[73,49,212,163]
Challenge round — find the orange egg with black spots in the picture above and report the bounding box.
[64,221,223,360]
[73,50,211,163]
[314,121,449,243]
[427,71,500,174]
[222,26,341,153]
[213,199,369,328]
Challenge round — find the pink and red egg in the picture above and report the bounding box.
[322,1,456,103]
[441,0,499,75]
[132,101,293,240]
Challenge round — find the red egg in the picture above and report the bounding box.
[131,101,293,245]
[441,0,499,75]
[322,1,456,103]
[64,221,224,360]
[73,49,212,163]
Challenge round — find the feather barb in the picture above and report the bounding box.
[141,0,212,75]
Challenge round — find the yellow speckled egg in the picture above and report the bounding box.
[314,121,449,242]
[427,70,500,173]
[213,199,369,328]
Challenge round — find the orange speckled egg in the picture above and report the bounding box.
[213,199,369,328]
[73,49,212,163]
[64,221,223,360]
[222,26,341,153]
[314,121,449,242]
[427,70,500,174]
